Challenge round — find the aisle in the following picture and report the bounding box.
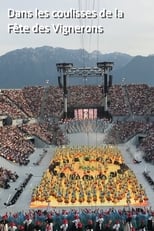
[118,143,154,209]
[69,132,106,146]
[0,146,56,214]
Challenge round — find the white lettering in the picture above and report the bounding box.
[8,8,33,19]
[8,23,30,34]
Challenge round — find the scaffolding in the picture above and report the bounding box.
[56,62,114,120]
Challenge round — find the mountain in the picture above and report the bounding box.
[0,46,153,88]
[0,46,132,88]
[113,55,154,85]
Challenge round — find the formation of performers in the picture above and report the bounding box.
[0,207,153,231]
[30,146,148,207]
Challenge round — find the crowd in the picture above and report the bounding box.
[0,83,153,167]
[104,121,151,144]
[139,126,154,163]
[0,121,69,166]
[0,207,154,231]
[0,126,34,165]
[21,123,53,145]
[2,84,154,119]
[0,167,18,189]
[108,85,129,116]
[103,121,154,162]
[125,84,154,116]
[0,94,26,119]
[67,85,102,108]
[3,87,43,118]
[0,84,153,227]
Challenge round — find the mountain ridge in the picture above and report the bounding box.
[0,46,153,88]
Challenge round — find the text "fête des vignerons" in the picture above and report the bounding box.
[8,8,125,35]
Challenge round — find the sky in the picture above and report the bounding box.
[0,0,154,56]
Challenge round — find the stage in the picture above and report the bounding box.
[30,145,149,209]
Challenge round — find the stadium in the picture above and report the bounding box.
[0,62,154,230]
[0,0,154,229]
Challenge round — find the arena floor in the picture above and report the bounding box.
[0,132,154,214]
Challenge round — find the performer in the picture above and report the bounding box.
[8,222,17,231]
[45,218,53,231]
[112,221,120,231]
[72,215,81,231]
[96,214,104,231]
[76,222,83,231]
[60,219,68,231]
[85,220,94,231]
[147,213,153,231]
[23,215,33,231]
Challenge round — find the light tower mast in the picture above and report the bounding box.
[97,62,114,112]
[56,63,73,120]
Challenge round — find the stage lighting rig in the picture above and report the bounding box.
[56,62,114,119]
[97,62,114,112]
[97,61,114,72]
[56,63,73,73]
[56,63,73,119]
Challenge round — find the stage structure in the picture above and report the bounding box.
[56,63,73,119]
[56,62,114,120]
[39,79,50,122]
